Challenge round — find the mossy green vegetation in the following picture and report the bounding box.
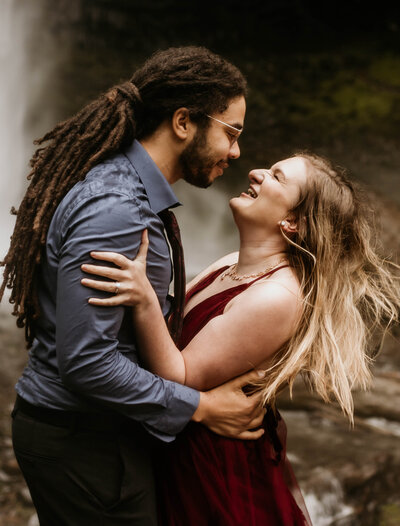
[380,503,400,526]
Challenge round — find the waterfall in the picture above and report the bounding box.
[0,0,30,260]
[303,469,354,526]
[0,0,55,262]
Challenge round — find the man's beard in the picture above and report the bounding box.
[179,128,220,189]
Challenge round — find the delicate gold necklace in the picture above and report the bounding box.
[220,257,288,281]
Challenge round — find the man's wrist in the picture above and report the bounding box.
[191,391,208,423]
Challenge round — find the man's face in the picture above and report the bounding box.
[179,96,246,188]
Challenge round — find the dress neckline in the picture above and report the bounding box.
[184,264,289,322]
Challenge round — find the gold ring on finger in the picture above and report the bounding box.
[114,282,120,295]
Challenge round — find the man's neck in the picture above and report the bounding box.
[140,130,183,185]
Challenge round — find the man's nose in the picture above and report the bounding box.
[229,141,240,159]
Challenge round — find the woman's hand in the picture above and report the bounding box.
[81,230,156,307]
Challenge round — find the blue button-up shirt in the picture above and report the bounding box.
[16,140,199,442]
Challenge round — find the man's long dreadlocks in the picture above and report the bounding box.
[0,46,247,347]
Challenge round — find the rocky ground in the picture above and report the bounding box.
[0,308,38,526]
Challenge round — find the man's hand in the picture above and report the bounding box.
[191,370,266,440]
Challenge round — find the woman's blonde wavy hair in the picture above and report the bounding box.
[256,152,399,423]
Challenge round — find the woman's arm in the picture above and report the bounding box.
[131,280,300,390]
[181,282,301,390]
[81,232,302,390]
[81,231,186,383]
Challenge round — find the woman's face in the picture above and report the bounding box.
[230,156,309,228]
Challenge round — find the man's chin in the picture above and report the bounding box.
[182,172,213,189]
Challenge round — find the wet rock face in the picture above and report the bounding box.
[278,364,400,525]
[276,313,400,525]
[282,407,400,526]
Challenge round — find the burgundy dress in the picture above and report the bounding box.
[156,266,311,526]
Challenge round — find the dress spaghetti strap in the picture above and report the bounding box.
[186,264,289,305]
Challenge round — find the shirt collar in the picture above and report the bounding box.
[124,139,181,214]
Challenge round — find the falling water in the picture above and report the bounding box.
[0,0,31,261]
[0,0,56,309]
[303,469,355,525]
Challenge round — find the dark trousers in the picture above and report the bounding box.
[11,396,158,526]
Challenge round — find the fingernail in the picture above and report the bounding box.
[256,370,264,377]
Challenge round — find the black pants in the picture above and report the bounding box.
[11,397,158,526]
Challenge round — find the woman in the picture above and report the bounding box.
[81,152,399,525]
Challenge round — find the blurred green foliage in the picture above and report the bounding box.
[380,503,400,526]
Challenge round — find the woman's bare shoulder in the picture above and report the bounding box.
[226,267,303,323]
[185,251,239,291]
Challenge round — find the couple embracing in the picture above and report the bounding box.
[1,46,398,526]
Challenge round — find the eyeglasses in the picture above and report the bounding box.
[205,114,243,146]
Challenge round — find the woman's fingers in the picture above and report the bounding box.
[81,277,121,293]
[89,251,128,268]
[89,229,149,267]
[82,229,149,307]
[88,296,125,307]
[81,263,124,280]
[136,229,149,264]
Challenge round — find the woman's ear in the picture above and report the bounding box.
[171,107,195,140]
[279,215,299,234]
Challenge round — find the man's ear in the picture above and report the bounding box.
[171,107,195,140]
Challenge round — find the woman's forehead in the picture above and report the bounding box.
[272,156,309,182]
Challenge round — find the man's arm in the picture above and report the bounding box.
[55,189,199,441]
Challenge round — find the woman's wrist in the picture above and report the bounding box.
[133,285,159,312]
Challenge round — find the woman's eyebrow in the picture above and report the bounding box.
[273,168,286,180]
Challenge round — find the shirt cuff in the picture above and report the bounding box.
[142,382,200,442]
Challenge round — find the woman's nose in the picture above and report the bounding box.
[248,169,265,183]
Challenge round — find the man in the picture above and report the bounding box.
[1,46,265,525]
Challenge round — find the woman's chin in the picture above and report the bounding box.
[229,194,253,212]
[229,197,249,225]
[230,194,247,206]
